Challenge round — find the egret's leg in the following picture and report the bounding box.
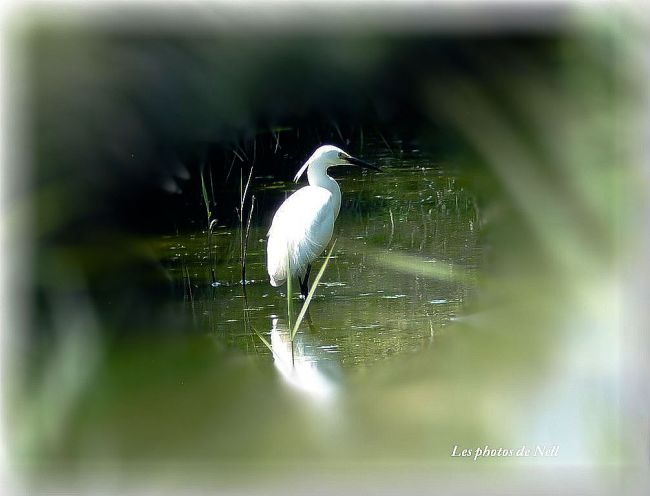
[304,264,312,285]
[300,264,311,298]
[297,275,304,297]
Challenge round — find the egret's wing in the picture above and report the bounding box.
[267,186,335,286]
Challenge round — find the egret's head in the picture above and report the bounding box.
[294,145,380,183]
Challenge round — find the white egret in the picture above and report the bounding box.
[267,145,380,297]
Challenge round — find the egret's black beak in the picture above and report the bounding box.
[344,155,381,171]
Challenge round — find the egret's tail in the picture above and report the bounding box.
[267,232,290,288]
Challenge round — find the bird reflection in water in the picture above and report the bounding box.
[269,316,336,402]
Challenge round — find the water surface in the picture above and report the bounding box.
[158,146,482,388]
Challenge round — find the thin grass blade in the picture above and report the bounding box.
[291,240,337,341]
[251,325,274,354]
[286,252,293,329]
[200,166,211,223]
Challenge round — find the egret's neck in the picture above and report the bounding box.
[308,166,341,218]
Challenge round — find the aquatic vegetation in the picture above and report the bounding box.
[199,163,212,228]
[290,241,337,341]
[239,164,255,287]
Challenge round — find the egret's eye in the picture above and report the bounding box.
[337,152,344,158]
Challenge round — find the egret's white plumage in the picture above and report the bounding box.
[267,144,381,294]
[267,185,337,286]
